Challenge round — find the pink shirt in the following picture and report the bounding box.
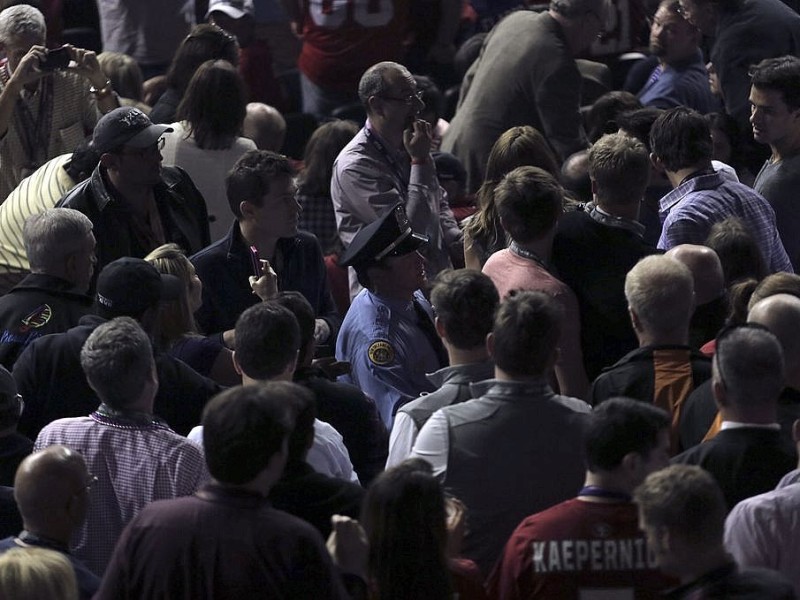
[482,248,587,397]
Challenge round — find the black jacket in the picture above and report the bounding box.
[191,222,339,338]
[0,273,92,370]
[57,165,210,289]
[13,315,221,439]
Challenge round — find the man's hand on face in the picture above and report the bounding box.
[7,45,48,89]
[403,119,433,163]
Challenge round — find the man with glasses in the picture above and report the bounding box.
[442,0,607,194]
[57,107,210,291]
[332,61,462,294]
[0,445,101,598]
[632,0,716,113]
[672,324,796,510]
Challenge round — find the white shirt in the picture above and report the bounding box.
[188,418,359,483]
[725,469,800,596]
[385,411,420,469]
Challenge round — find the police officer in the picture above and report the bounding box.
[335,203,447,428]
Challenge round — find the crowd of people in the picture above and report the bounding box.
[0,0,799,597]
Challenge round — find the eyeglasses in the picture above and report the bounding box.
[119,137,165,158]
[380,91,424,106]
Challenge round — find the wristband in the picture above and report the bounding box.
[89,80,113,99]
[411,157,429,166]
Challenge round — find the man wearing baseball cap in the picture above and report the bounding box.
[57,107,210,290]
[11,257,220,440]
[335,203,448,428]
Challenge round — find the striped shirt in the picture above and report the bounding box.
[0,154,76,294]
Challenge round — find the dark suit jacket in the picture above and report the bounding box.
[671,427,796,510]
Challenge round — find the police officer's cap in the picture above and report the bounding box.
[339,203,428,267]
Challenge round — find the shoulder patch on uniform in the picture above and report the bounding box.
[368,340,395,366]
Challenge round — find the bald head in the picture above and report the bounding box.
[243,103,286,152]
[665,244,724,305]
[14,446,90,536]
[748,294,800,386]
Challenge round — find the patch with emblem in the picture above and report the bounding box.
[368,340,395,366]
[19,304,52,333]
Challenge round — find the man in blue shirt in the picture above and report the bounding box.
[335,203,447,428]
[650,107,792,273]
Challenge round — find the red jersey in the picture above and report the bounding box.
[487,499,675,600]
[298,0,409,92]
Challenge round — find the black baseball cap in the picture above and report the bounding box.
[91,107,173,154]
[339,203,428,267]
[96,257,182,315]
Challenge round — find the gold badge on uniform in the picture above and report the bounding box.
[368,340,395,366]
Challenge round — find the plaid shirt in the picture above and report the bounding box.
[297,192,341,256]
[658,170,793,274]
[34,412,208,575]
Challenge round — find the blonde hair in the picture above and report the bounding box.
[0,547,78,600]
[144,243,198,347]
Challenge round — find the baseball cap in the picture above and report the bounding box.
[339,203,428,267]
[206,0,254,19]
[91,107,173,154]
[96,257,182,316]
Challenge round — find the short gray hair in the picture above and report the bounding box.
[0,5,45,44]
[625,255,694,336]
[714,325,784,406]
[23,209,93,273]
[80,317,155,409]
[358,61,408,109]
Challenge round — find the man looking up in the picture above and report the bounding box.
[192,150,339,346]
[335,203,448,428]
[635,0,716,113]
[332,61,462,288]
[750,56,800,271]
[488,398,674,599]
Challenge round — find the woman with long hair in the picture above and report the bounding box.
[297,120,360,256]
[160,59,256,241]
[463,126,560,270]
[144,243,239,386]
[149,23,240,124]
[328,460,487,600]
